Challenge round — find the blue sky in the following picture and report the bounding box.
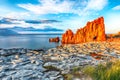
[0,0,120,33]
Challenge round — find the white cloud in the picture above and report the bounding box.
[18,0,108,16]
[4,12,30,19]
[0,0,108,29]
[85,0,108,10]
[0,19,56,29]
[0,20,29,28]
[112,5,120,10]
[75,0,108,16]
[0,23,54,29]
[18,0,72,14]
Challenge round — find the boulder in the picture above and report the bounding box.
[62,17,106,44]
[49,37,60,42]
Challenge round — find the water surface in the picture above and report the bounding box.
[0,34,61,49]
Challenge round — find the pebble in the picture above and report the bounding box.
[15,55,19,59]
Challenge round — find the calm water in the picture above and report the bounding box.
[0,34,61,49]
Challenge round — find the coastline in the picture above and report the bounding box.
[0,39,120,80]
[1,0,120,79]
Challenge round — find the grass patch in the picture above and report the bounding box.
[82,61,120,80]
[44,65,60,72]
[62,66,83,79]
[71,66,82,73]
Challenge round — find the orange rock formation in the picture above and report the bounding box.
[49,37,60,42]
[62,17,106,44]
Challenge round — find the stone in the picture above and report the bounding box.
[35,61,40,65]
[0,72,6,78]
[62,17,106,44]
[42,71,61,80]
[15,55,19,59]
[2,76,12,80]
[110,52,117,57]
[0,49,7,56]
[31,60,36,64]
[49,37,60,42]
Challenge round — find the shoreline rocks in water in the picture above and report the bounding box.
[0,48,45,56]
[0,40,120,80]
[49,37,60,43]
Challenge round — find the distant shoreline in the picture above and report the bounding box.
[18,33,63,35]
[0,33,63,36]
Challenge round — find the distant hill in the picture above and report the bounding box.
[8,27,35,31]
[9,26,63,32]
[0,29,18,35]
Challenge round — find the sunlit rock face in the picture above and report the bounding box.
[61,29,74,44]
[62,17,106,44]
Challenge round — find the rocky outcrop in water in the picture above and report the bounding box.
[62,17,106,44]
[49,37,60,42]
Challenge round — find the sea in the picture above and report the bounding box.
[0,34,62,50]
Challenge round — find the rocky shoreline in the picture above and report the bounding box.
[0,41,120,80]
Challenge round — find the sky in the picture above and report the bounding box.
[0,0,120,33]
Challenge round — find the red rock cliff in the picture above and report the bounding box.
[62,17,106,44]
